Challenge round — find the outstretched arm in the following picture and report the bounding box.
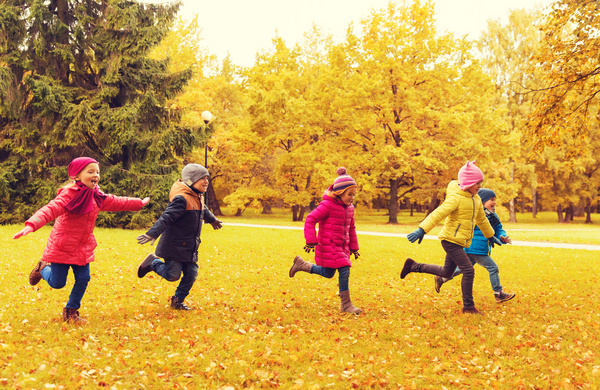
[13,225,34,239]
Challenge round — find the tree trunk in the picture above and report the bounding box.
[426,193,439,217]
[585,197,592,224]
[410,201,414,217]
[556,203,564,223]
[509,161,517,223]
[292,205,299,221]
[388,178,399,224]
[298,206,306,222]
[565,203,574,222]
[261,201,272,214]
[532,186,538,219]
[235,208,243,216]
[509,198,517,223]
[206,181,222,216]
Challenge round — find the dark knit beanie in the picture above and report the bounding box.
[478,188,496,204]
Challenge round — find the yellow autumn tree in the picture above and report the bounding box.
[530,0,600,150]
[316,0,507,223]
[477,8,544,222]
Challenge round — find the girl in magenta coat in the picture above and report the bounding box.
[289,167,362,314]
[13,157,149,323]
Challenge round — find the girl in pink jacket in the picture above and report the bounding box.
[289,167,362,314]
[13,157,149,323]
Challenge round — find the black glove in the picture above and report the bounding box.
[489,236,502,248]
[137,234,156,245]
[407,228,426,244]
[351,250,360,259]
[304,243,316,253]
[211,219,223,230]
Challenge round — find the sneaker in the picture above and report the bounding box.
[170,296,192,311]
[137,253,157,278]
[29,260,50,285]
[434,276,444,293]
[495,291,516,303]
[462,306,481,314]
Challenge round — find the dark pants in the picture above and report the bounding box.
[152,259,199,300]
[309,265,351,292]
[415,240,476,309]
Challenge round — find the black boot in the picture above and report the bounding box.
[138,253,157,278]
[170,296,192,310]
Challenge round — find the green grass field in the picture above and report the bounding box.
[1,211,599,389]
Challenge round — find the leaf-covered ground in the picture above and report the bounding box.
[1,223,598,389]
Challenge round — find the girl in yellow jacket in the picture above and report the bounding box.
[402,161,502,314]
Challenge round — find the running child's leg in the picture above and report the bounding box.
[338,266,361,314]
[41,263,70,289]
[66,264,91,310]
[441,241,476,310]
[174,262,199,301]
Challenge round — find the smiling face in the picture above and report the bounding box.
[339,187,358,205]
[74,163,100,189]
[466,181,482,195]
[483,197,497,211]
[192,176,210,193]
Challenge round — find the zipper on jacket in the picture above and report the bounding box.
[454,223,461,237]
[471,196,476,238]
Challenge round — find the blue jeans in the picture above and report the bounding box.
[309,265,350,292]
[40,263,91,310]
[450,254,502,293]
[152,259,198,300]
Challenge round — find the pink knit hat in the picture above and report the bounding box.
[457,161,484,190]
[68,157,98,178]
[330,167,357,195]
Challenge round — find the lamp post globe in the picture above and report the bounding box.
[201,111,212,124]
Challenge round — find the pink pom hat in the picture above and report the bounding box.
[331,167,357,195]
[457,161,484,191]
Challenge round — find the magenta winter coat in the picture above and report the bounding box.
[25,184,144,266]
[304,191,359,269]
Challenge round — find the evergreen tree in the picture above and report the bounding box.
[0,0,202,226]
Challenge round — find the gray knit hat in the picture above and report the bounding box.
[182,164,209,186]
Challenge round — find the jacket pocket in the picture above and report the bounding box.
[454,223,462,237]
[174,239,195,248]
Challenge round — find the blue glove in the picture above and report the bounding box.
[489,236,502,248]
[407,228,426,244]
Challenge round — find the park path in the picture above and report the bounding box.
[224,222,600,251]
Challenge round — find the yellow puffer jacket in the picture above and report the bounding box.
[419,180,495,248]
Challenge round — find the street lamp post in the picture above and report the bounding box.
[200,111,212,208]
[201,111,212,169]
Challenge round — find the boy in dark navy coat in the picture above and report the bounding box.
[137,164,222,310]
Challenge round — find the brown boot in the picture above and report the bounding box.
[62,307,88,324]
[170,296,192,310]
[400,258,417,279]
[29,260,50,286]
[340,290,362,314]
[289,255,313,278]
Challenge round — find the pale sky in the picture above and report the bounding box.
[146,0,557,68]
